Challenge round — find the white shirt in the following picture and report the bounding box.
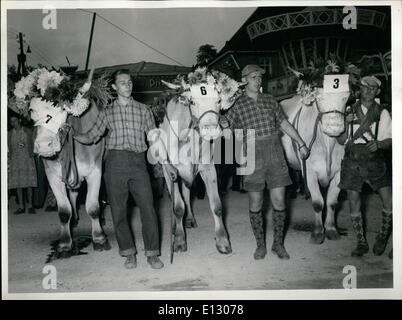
[348,103,392,144]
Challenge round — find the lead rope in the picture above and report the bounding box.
[170,178,175,264]
[300,101,322,199]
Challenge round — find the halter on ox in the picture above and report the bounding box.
[14,68,111,257]
[149,68,244,261]
[281,59,360,244]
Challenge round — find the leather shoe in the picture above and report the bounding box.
[124,254,137,269]
[14,208,25,215]
[147,256,164,269]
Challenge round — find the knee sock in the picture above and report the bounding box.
[351,212,367,245]
[249,210,265,248]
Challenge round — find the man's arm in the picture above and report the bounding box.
[367,109,392,152]
[74,110,107,144]
[279,119,309,159]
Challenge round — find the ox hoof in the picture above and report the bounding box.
[217,245,232,255]
[310,231,325,244]
[216,238,232,254]
[184,219,198,229]
[325,229,341,240]
[173,241,187,252]
[93,239,111,251]
[58,250,73,259]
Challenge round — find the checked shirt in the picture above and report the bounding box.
[224,93,286,137]
[87,97,156,152]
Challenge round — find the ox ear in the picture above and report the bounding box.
[161,80,181,90]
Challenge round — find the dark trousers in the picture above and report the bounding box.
[104,150,160,257]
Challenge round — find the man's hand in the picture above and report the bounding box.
[221,128,232,140]
[367,140,379,152]
[299,145,310,159]
[73,133,93,145]
[345,113,354,123]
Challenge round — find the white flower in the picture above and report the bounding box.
[37,69,64,96]
[325,60,340,73]
[215,73,240,110]
[14,73,36,99]
[63,93,90,117]
[206,74,216,86]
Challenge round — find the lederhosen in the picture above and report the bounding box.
[339,101,391,192]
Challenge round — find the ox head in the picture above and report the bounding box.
[163,68,244,140]
[29,97,68,157]
[314,88,350,137]
[290,59,360,137]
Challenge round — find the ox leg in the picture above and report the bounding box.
[307,172,325,244]
[163,166,187,252]
[86,169,111,251]
[199,167,232,254]
[325,175,341,240]
[46,174,73,252]
[182,182,198,228]
[68,189,79,228]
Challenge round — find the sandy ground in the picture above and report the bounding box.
[6,186,393,294]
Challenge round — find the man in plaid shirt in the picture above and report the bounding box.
[223,65,309,261]
[74,69,164,269]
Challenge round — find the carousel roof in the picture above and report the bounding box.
[220,6,390,53]
[77,61,191,77]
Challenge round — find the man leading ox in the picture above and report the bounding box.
[223,65,310,260]
[74,69,175,269]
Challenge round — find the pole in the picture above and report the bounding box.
[85,12,96,72]
[17,32,27,77]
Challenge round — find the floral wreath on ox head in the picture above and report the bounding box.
[13,67,112,119]
[288,53,361,105]
[164,67,243,111]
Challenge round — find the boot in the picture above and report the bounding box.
[350,213,369,257]
[373,210,392,256]
[249,210,267,260]
[271,209,290,260]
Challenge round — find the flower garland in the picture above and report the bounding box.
[290,54,361,103]
[13,67,111,118]
[170,67,242,110]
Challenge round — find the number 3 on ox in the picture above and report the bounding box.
[324,74,349,93]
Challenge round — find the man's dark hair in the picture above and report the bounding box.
[111,69,132,84]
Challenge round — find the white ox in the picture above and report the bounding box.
[281,87,349,244]
[149,68,243,255]
[30,97,110,255]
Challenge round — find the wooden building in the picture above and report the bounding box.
[77,61,191,104]
[209,6,391,101]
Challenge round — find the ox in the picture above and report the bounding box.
[30,96,110,255]
[149,68,243,254]
[281,84,350,244]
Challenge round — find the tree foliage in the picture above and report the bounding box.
[196,44,217,67]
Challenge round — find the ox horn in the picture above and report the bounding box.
[238,81,248,87]
[287,66,304,78]
[161,80,181,90]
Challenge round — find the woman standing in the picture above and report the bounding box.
[8,112,38,214]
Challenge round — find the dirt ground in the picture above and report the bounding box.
[6,185,393,295]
